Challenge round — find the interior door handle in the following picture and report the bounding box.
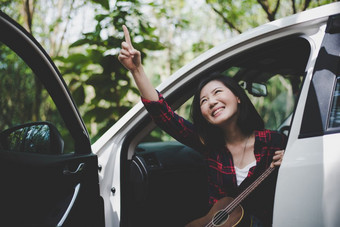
[63,163,85,175]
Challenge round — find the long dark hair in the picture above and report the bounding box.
[191,74,264,149]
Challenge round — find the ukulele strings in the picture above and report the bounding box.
[205,167,274,227]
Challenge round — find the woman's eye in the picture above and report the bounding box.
[215,89,222,94]
[200,99,207,105]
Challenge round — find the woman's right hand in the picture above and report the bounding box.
[118,25,141,72]
[117,25,159,101]
[271,150,285,168]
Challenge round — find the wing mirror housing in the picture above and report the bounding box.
[240,81,268,97]
[0,122,64,154]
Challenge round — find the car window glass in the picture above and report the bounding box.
[0,41,74,153]
[329,77,340,128]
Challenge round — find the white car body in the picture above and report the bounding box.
[93,2,340,226]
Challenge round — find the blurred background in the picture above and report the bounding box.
[0,0,335,143]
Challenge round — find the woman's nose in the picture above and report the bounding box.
[208,98,218,108]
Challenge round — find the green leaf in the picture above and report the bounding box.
[95,14,109,22]
[84,107,114,122]
[69,78,79,88]
[118,86,129,98]
[70,38,91,48]
[66,53,89,64]
[91,0,110,10]
[89,49,103,64]
[139,39,165,51]
[86,74,108,86]
[72,85,85,106]
[101,55,120,74]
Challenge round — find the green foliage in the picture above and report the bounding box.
[249,76,297,130]
[206,0,264,32]
[206,0,337,33]
[56,0,165,142]
[91,0,109,10]
[0,0,24,25]
[0,0,14,9]
[1,0,336,145]
[0,42,75,152]
[0,43,35,129]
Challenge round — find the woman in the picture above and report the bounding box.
[118,25,286,227]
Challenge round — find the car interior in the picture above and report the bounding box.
[121,36,311,227]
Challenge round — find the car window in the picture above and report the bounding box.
[0,41,74,153]
[143,74,301,143]
[142,36,309,142]
[329,76,340,128]
[229,71,301,131]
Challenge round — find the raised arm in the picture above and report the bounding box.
[118,25,158,101]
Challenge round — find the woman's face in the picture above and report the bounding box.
[199,80,240,127]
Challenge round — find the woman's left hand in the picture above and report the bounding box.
[271,150,285,168]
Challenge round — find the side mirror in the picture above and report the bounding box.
[240,81,268,97]
[0,122,64,154]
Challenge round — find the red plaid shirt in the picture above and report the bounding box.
[142,92,287,226]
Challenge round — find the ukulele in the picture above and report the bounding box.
[185,166,276,227]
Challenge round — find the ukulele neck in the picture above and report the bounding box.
[228,166,276,212]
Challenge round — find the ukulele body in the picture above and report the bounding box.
[186,167,275,227]
[186,197,251,227]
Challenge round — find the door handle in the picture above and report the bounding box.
[63,163,85,175]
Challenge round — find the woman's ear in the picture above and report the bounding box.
[237,97,241,104]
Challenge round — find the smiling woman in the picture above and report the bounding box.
[2,2,340,227]
[191,75,264,150]
[119,25,287,227]
[116,30,313,226]
[199,81,240,126]
[88,4,340,227]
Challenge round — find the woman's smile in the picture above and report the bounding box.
[200,80,240,126]
[212,106,224,117]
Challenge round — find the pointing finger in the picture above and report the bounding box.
[122,25,133,48]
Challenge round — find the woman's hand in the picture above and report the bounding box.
[117,25,159,101]
[271,150,285,168]
[118,25,141,73]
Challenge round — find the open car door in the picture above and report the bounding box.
[0,11,104,226]
[273,12,340,227]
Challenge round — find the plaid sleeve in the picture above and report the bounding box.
[254,129,287,170]
[142,91,203,151]
[207,175,220,206]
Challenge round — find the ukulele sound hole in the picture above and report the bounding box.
[212,210,229,226]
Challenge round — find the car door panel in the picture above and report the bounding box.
[0,11,104,226]
[273,13,340,227]
[0,151,102,226]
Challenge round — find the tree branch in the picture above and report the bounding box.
[209,4,242,34]
[303,0,312,11]
[23,0,34,33]
[257,0,275,21]
[273,0,281,16]
[291,0,297,14]
[55,0,76,56]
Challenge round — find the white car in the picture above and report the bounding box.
[0,2,339,226]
